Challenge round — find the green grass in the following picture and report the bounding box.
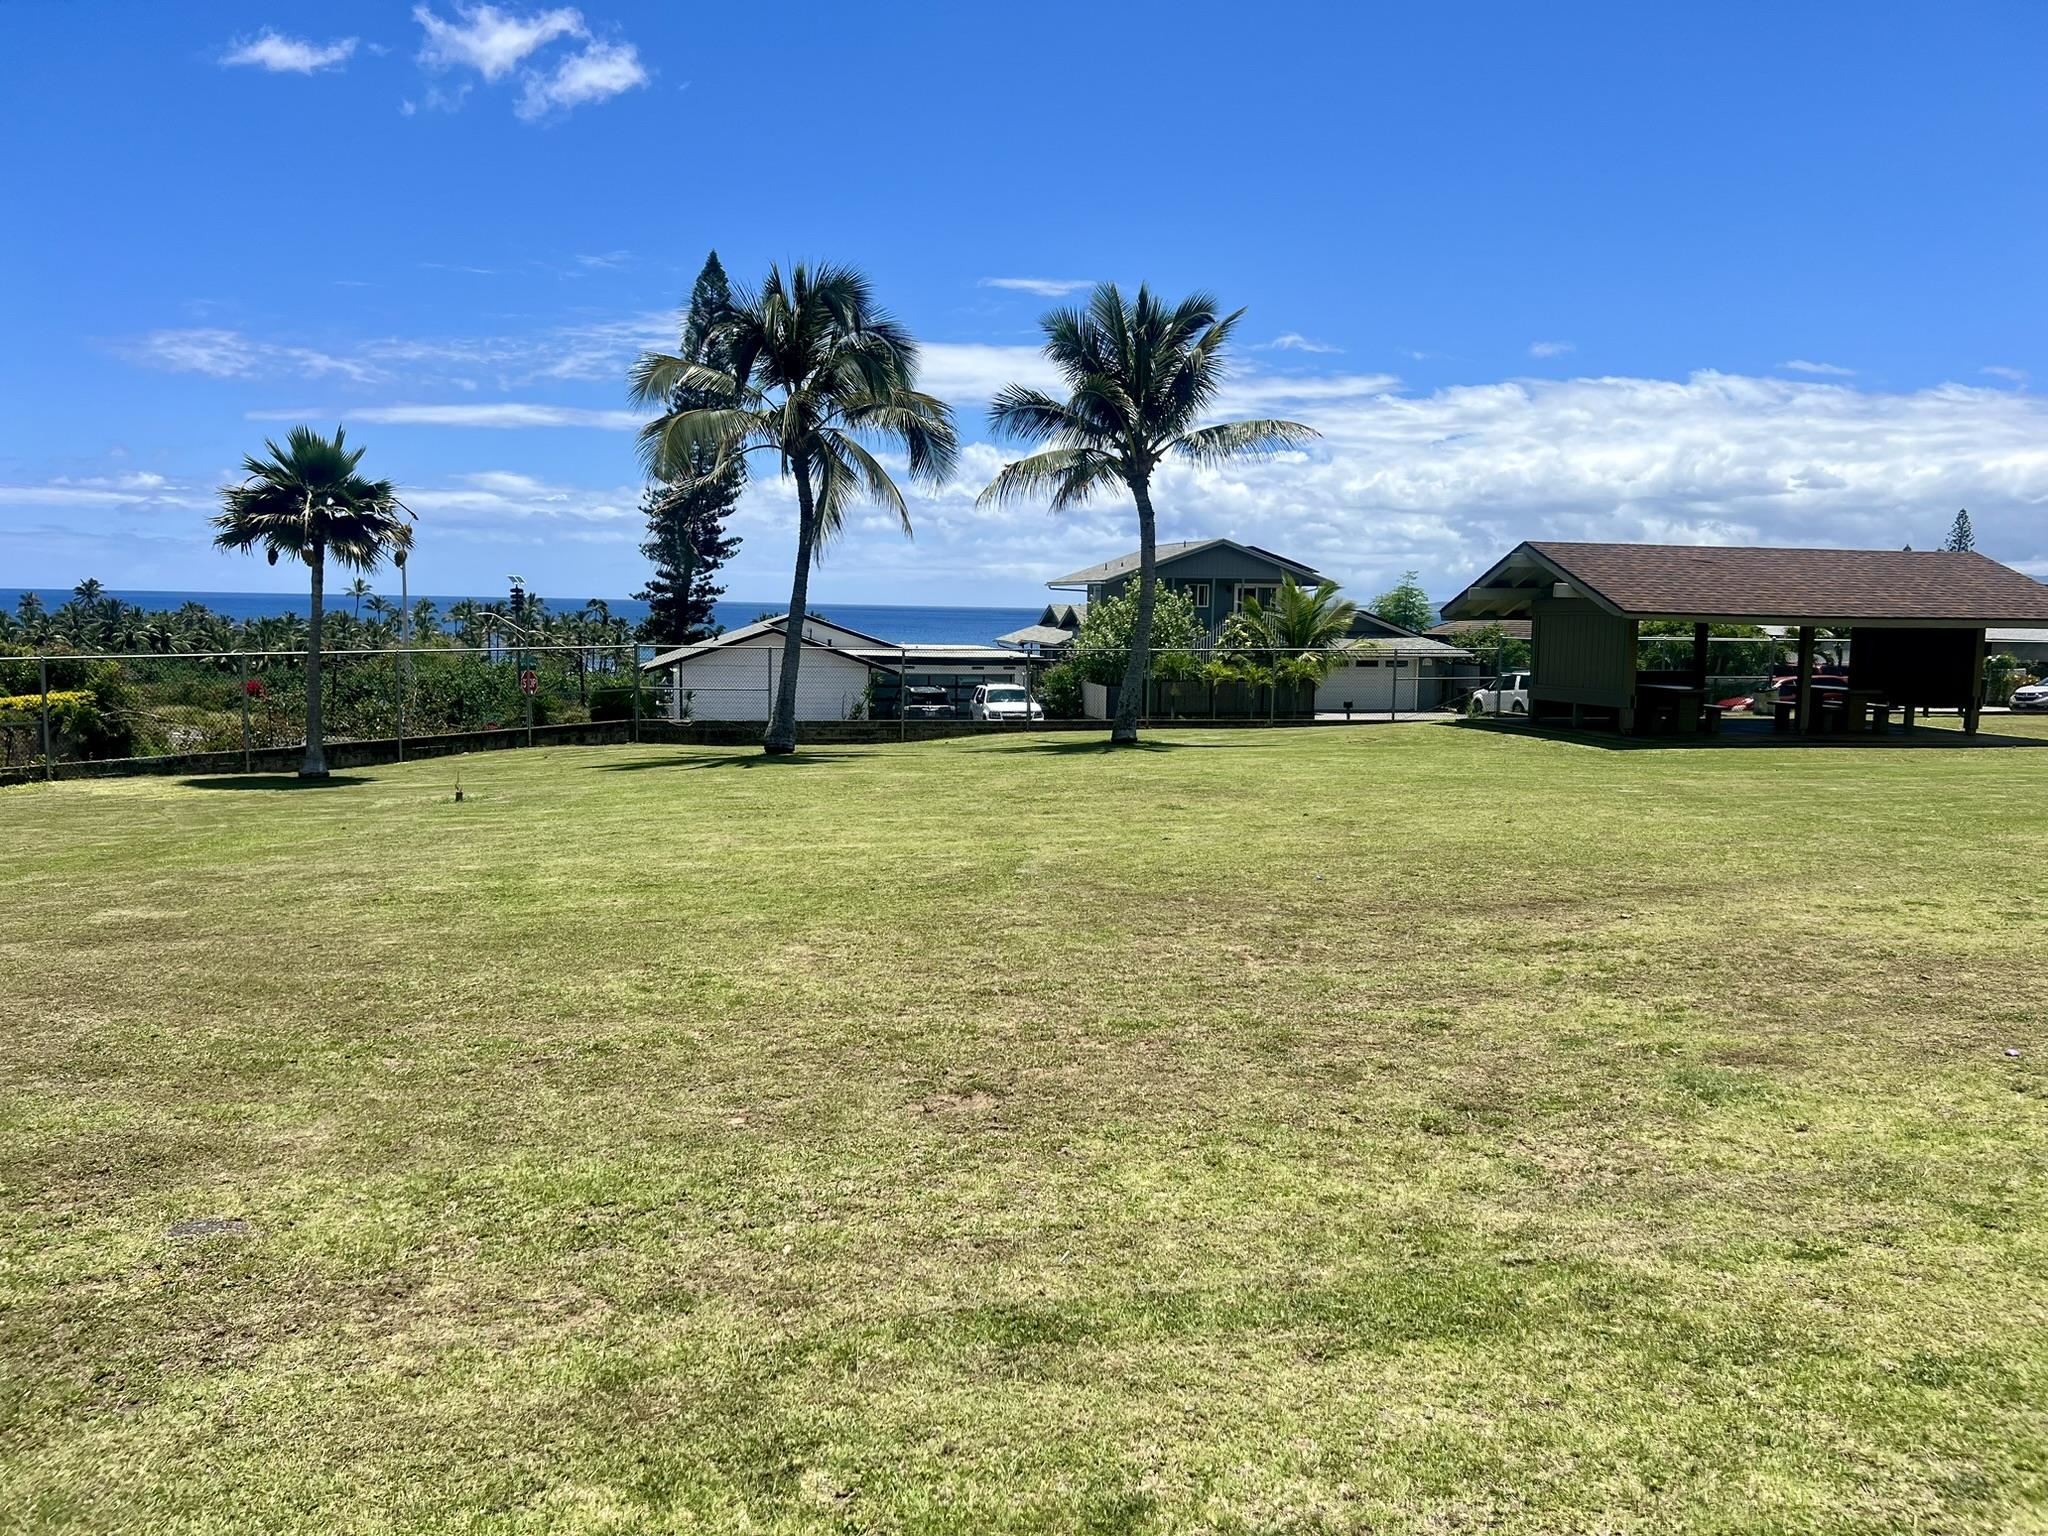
[5,721,2048,1533]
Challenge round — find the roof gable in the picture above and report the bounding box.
[1443,541,2048,626]
[1049,538,1321,589]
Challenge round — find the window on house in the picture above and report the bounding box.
[1235,583,1279,612]
[1182,581,1211,609]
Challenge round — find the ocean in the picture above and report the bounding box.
[0,590,1046,647]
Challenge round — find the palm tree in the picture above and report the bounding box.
[212,426,411,777]
[345,577,373,621]
[979,284,1316,744]
[1219,575,1360,703]
[629,262,958,754]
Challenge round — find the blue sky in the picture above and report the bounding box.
[3,1,2045,606]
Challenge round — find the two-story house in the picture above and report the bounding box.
[1046,539,1473,715]
[1047,538,1322,633]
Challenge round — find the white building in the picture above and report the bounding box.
[640,614,1028,722]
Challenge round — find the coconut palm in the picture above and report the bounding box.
[345,577,373,621]
[212,426,411,777]
[979,284,1316,744]
[1218,575,1360,696]
[629,262,958,754]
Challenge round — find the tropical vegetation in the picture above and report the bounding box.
[980,283,1316,745]
[630,262,957,754]
[211,426,412,777]
[1217,574,1361,691]
[1368,569,1435,632]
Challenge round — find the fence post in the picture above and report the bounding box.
[631,645,642,743]
[39,657,52,781]
[397,647,407,765]
[241,672,251,773]
[899,647,907,743]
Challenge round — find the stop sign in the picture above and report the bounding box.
[519,670,538,696]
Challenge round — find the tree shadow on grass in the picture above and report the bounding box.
[594,751,860,772]
[1002,736,1254,756]
[180,774,376,790]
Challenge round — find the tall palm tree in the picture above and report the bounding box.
[212,426,411,777]
[345,577,373,621]
[629,262,958,754]
[979,283,1317,745]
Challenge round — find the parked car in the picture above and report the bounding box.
[970,683,1044,722]
[1773,675,1848,702]
[901,685,954,720]
[1714,692,1758,713]
[2012,680,2048,712]
[1466,672,1530,715]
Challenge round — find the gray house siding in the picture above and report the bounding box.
[1088,546,1315,631]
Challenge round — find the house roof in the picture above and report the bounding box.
[1442,542,2048,627]
[1048,538,1321,589]
[996,624,1080,648]
[1428,618,1533,640]
[1339,634,1471,659]
[641,612,897,670]
[1987,627,2048,645]
[845,645,1022,665]
[1039,602,1085,628]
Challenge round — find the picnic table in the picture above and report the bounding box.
[1636,683,1705,736]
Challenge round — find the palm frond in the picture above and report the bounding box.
[1170,418,1320,466]
[628,352,739,408]
[820,429,911,538]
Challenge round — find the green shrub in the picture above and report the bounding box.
[589,682,651,722]
[1034,662,1084,719]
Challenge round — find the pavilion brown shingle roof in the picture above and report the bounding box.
[1502,542,2048,624]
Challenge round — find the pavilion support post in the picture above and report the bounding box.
[1796,626,1817,735]
[1965,629,1987,735]
[1691,622,1710,692]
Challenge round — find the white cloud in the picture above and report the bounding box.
[1259,333,1342,354]
[221,30,358,73]
[575,250,631,269]
[979,278,1095,298]
[916,342,1063,402]
[247,402,642,430]
[124,329,384,386]
[1983,365,2029,387]
[413,3,584,80]
[411,3,646,119]
[405,470,638,522]
[516,39,648,119]
[0,473,209,511]
[802,369,2048,602]
[1528,340,1574,358]
[1781,359,1856,377]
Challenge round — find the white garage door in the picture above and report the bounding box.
[1316,656,1401,714]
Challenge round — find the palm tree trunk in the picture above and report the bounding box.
[763,463,817,755]
[1112,476,1158,746]
[302,542,328,777]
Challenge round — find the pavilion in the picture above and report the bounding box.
[1440,542,2048,735]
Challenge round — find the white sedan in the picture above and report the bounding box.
[2012,680,2048,712]
[970,683,1044,722]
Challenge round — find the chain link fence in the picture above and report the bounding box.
[0,642,648,777]
[8,631,2032,776]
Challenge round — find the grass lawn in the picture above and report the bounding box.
[4,720,2047,1533]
